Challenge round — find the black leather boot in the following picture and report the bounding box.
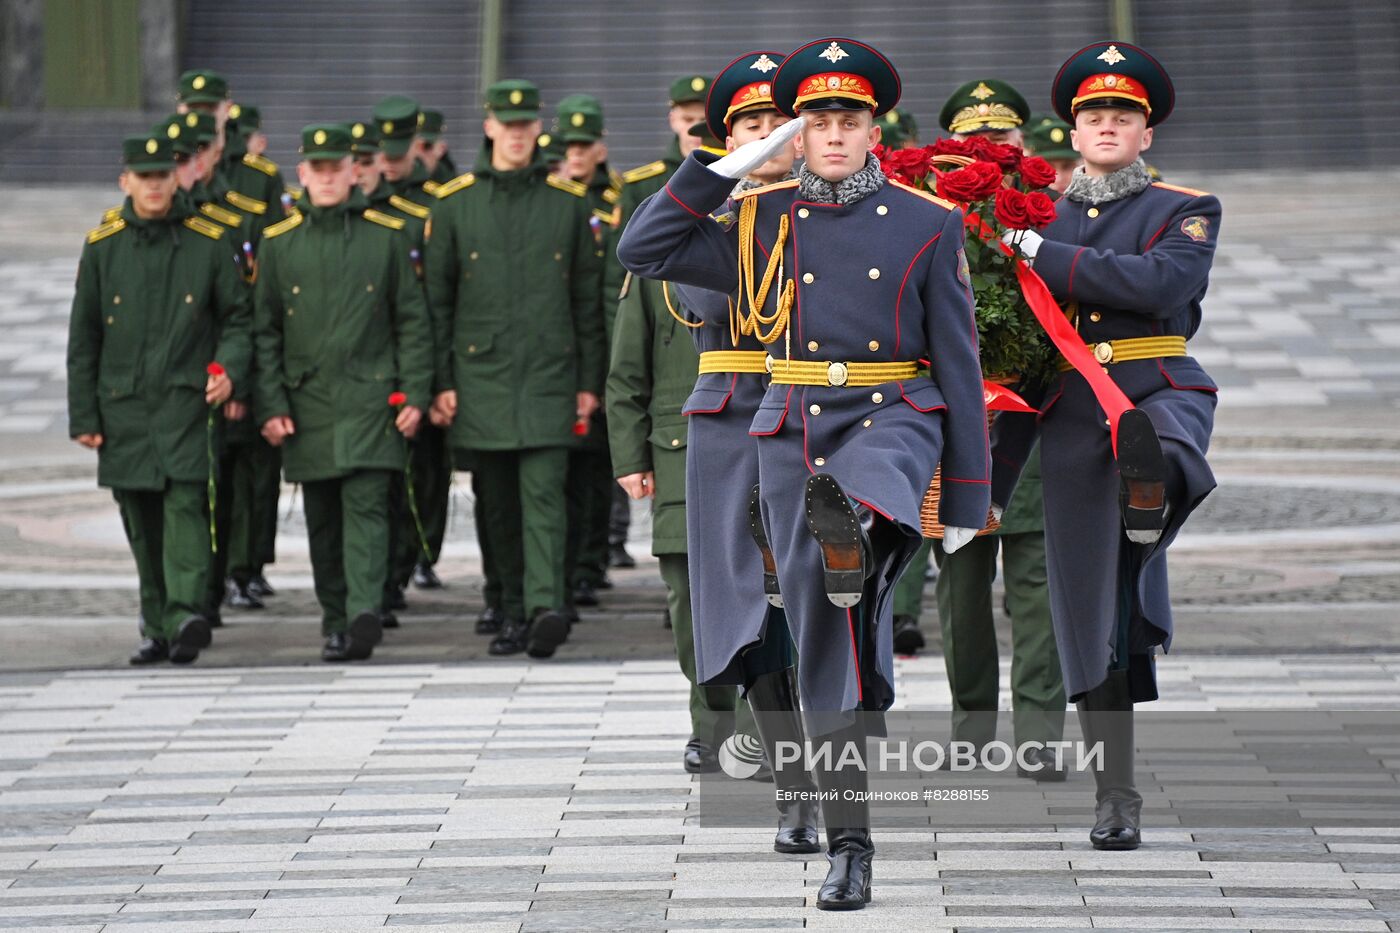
[745,485,783,608]
[1076,669,1142,850]
[745,669,820,854]
[812,723,874,910]
[1116,409,1167,544]
[803,474,868,608]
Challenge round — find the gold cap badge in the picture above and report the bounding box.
[351,123,364,138]
[509,89,524,105]
[690,77,705,92]
[381,120,393,133]
[971,82,995,100]
[229,103,241,119]
[185,113,198,127]
[1050,127,1065,142]
[166,124,179,139]
[570,112,585,127]
[192,75,206,90]
[313,129,327,145]
[145,139,158,154]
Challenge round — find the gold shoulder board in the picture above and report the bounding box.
[263,210,304,238]
[100,206,122,224]
[732,179,800,200]
[622,160,667,184]
[364,209,406,231]
[547,175,588,197]
[388,194,431,219]
[434,172,476,199]
[200,202,244,227]
[86,218,127,244]
[284,185,304,201]
[226,190,268,215]
[603,186,621,205]
[592,207,617,226]
[422,180,441,195]
[183,215,226,240]
[242,153,279,176]
[888,179,957,211]
[1152,181,1210,198]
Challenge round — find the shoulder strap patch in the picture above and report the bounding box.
[602,186,620,205]
[242,152,279,176]
[86,218,127,244]
[263,210,304,238]
[732,179,800,200]
[226,190,268,215]
[434,172,476,199]
[364,208,407,231]
[101,205,122,224]
[547,175,588,197]
[422,180,440,195]
[1152,181,1210,198]
[284,185,304,200]
[623,160,667,184]
[183,215,226,240]
[889,179,957,211]
[592,207,617,227]
[200,202,244,228]
[388,194,431,219]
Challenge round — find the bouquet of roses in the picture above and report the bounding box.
[875,136,1060,387]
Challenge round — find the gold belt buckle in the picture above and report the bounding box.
[1093,341,1115,364]
[826,361,848,387]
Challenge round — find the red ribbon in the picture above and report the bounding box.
[984,381,1036,413]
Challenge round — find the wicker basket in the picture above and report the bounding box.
[920,373,1021,540]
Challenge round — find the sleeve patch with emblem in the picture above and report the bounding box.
[1180,216,1210,242]
[956,247,971,289]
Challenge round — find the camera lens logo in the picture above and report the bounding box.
[718,732,766,779]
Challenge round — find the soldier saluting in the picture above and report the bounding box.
[996,42,1222,851]
[67,133,251,665]
[618,38,990,910]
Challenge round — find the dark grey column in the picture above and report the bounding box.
[140,0,180,110]
[0,0,44,110]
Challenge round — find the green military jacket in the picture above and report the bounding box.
[602,137,683,337]
[367,171,430,259]
[218,136,286,226]
[253,193,433,483]
[605,277,698,556]
[67,198,251,491]
[424,143,605,450]
[573,163,623,451]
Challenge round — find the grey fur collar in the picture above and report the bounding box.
[797,153,885,205]
[1063,158,1152,205]
[730,168,795,198]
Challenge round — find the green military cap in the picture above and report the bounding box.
[177,69,229,104]
[348,119,381,155]
[300,123,352,160]
[879,106,918,147]
[556,93,604,143]
[939,79,1030,135]
[485,79,541,123]
[419,109,445,142]
[153,114,198,155]
[123,133,176,172]
[229,102,261,135]
[372,94,422,157]
[537,130,564,164]
[669,74,710,106]
[1025,113,1077,160]
[177,109,217,145]
[685,120,725,154]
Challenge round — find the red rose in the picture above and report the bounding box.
[206,362,225,377]
[993,188,1031,230]
[963,137,1023,171]
[936,161,1003,203]
[1024,191,1058,228]
[1018,156,1057,190]
[930,138,973,157]
[388,391,408,407]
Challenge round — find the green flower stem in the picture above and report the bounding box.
[401,434,432,564]
[206,407,217,554]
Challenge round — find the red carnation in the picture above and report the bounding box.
[1024,191,1058,228]
[206,362,225,377]
[388,391,408,407]
[936,161,1003,203]
[1018,156,1057,190]
[993,188,1031,230]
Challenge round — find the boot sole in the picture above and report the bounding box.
[526,612,569,659]
[1116,409,1166,543]
[747,485,784,608]
[345,611,383,661]
[804,474,864,608]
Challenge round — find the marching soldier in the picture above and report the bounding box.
[234,105,269,158]
[350,120,383,194]
[618,38,990,909]
[425,80,605,658]
[417,109,457,186]
[254,124,432,662]
[604,74,713,571]
[996,41,1222,850]
[176,71,286,226]
[68,133,251,665]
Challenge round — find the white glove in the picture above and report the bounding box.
[706,116,805,179]
[942,526,979,554]
[991,504,1005,523]
[1002,228,1044,261]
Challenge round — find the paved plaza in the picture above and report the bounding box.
[0,173,1397,930]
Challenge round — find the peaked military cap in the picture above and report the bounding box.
[123,134,176,172]
[300,123,352,160]
[348,120,380,155]
[1052,41,1174,127]
[1025,113,1077,160]
[669,74,710,106]
[704,51,784,140]
[175,110,217,145]
[537,131,564,164]
[154,114,198,156]
[177,69,228,104]
[940,79,1029,135]
[771,38,900,117]
[419,109,445,142]
[556,93,604,143]
[485,80,541,123]
[878,106,918,147]
[685,120,726,156]
[229,103,261,135]
[373,94,422,157]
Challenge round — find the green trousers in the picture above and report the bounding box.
[658,554,758,747]
[934,531,1065,747]
[303,470,392,636]
[471,447,568,617]
[113,482,210,640]
[893,537,935,618]
[392,422,451,585]
[240,437,281,576]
